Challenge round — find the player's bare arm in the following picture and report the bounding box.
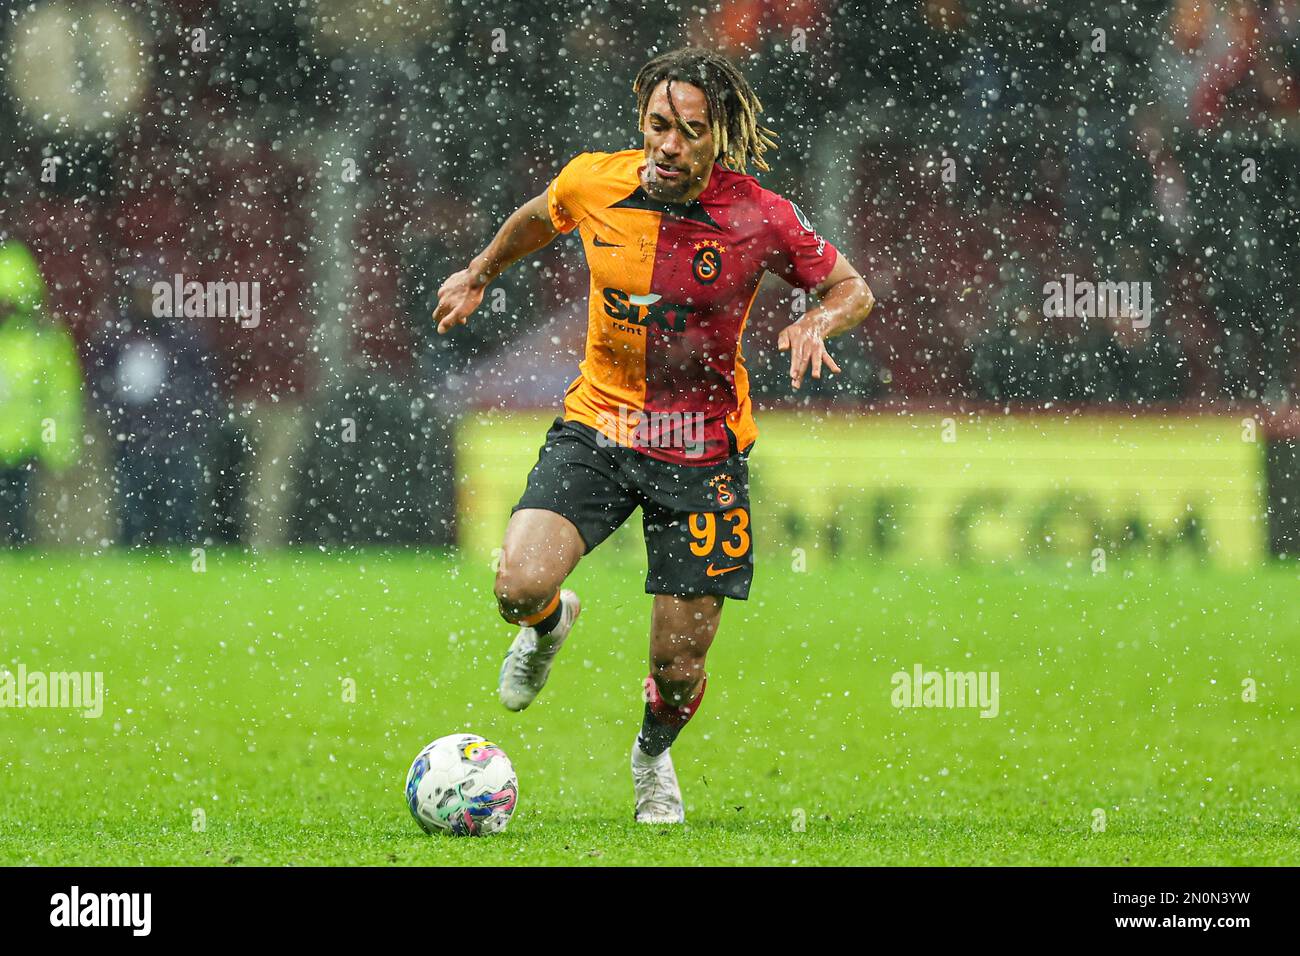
[776,256,875,390]
[434,191,561,335]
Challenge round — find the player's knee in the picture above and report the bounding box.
[493,563,558,623]
[650,653,705,706]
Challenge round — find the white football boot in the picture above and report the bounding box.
[631,739,686,824]
[497,589,580,712]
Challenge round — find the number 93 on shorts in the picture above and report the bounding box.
[643,502,753,600]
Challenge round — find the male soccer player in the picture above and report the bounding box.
[433,48,874,823]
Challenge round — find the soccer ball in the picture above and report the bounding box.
[404,733,519,836]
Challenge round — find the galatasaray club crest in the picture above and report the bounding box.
[692,240,725,285]
[708,473,736,507]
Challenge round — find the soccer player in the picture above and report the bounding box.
[433,48,874,823]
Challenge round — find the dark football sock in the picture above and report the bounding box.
[637,674,708,757]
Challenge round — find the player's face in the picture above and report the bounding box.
[640,80,715,204]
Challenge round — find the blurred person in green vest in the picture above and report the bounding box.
[0,240,84,546]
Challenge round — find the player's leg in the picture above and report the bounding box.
[631,593,723,824]
[496,419,638,711]
[641,592,720,748]
[494,507,587,712]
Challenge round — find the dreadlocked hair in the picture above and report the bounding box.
[632,47,777,174]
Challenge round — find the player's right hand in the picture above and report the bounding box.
[433,268,486,335]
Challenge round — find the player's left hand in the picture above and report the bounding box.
[777,316,841,390]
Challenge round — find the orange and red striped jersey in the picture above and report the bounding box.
[547,149,839,465]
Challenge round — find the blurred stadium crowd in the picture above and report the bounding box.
[0,0,1297,547]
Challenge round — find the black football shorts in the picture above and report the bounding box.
[510,417,754,600]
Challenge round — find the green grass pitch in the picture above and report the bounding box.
[1,550,1297,866]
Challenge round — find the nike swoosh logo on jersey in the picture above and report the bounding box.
[706,563,743,577]
[592,235,623,247]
